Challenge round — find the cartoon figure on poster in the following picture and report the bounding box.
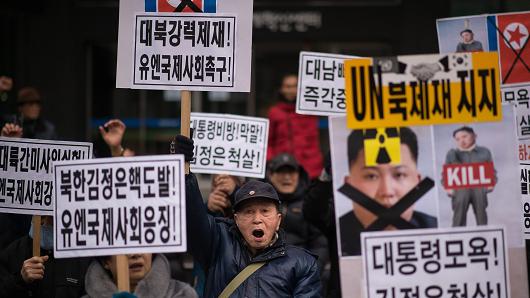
[331,117,439,257]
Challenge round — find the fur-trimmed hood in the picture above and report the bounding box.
[83,254,197,298]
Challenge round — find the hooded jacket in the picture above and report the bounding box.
[267,101,323,179]
[82,254,197,298]
[186,173,321,298]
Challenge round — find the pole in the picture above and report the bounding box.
[115,255,130,292]
[181,90,192,174]
[32,215,41,256]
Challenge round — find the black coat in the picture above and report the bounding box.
[272,168,329,272]
[0,235,89,298]
[186,174,321,298]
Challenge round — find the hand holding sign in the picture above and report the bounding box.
[1,123,23,138]
[20,255,49,284]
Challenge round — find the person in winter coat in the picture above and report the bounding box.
[0,216,89,298]
[173,135,321,298]
[267,74,323,179]
[82,253,197,298]
[266,153,329,274]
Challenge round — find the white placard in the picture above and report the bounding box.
[362,227,509,298]
[0,137,92,216]
[133,13,236,89]
[117,0,253,92]
[190,113,268,178]
[53,155,186,258]
[296,51,356,116]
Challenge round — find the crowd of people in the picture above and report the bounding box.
[0,73,440,297]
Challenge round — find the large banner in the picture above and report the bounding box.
[296,51,356,116]
[344,52,502,128]
[53,155,186,258]
[0,137,92,216]
[332,106,528,297]
[190,113,268,178]
[117,0,253,92]
[362,227,509,298]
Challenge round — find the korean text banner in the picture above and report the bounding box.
[344,52,502,129]
[296,51,357,116]
[117,0,253,92]
[519,151,530,239]
[190,113,269,178]
[362,227,509,298]
[53,155,186,258]
[133,13,236,89]
[0,137,92,216]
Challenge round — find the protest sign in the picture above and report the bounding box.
[362,227,509,298]
[432,105,528,297]
[437,12,530,140]
[117,0,253,92]
[190,113,268,178]
[343,52,502,129]
[0,137,92,216]
[133,13,236,89]
[53,155,186,258]
[296,51,356,116]
[330,116,440,297]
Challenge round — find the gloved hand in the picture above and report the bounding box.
[172,135,194,162]
[112,292,137,298]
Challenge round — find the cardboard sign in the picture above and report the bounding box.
[190,113,268,178]
[344,52,502,129]
[53,155,186,258]
[117,0,253,92]
[296,51,356,116]
[0,137,92,216]
[362,227,509,298]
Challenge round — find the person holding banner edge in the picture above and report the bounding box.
[174,135,321,297]
[0,216,90,298]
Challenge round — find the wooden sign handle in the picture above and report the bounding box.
[181,90,192,174]
[32,215,41,257]
[116,255,130,292]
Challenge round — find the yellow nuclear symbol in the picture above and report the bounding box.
[363,128,401,166]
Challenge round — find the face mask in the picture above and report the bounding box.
[29,222,54,250]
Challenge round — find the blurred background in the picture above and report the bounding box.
[0,0,529,155]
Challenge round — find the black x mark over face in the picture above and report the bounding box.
[173,0,202,12]
[339,177,434,231]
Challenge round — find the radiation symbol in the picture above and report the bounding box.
[363,128,401,166]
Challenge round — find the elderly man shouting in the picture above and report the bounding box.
[173,135,321,298]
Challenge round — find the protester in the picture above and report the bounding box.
[266,153,329,277]
[0,87,59,249]
[0,216,90,297]
[82,254,197,298]
[267,74,323,179]
[206,174,242,218]
[173,135,321,297]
